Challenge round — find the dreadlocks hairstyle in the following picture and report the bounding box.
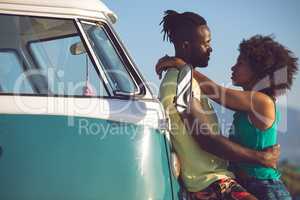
[160,10,207,43]
[239,35,298,97]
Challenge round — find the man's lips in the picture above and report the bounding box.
[231,73,235,79]
[206,55,210,61]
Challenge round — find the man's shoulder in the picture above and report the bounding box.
[159,69,179,102]
[159,69,179,91]
[161,69,179,83]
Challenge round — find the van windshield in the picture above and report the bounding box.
[81,22,138,94]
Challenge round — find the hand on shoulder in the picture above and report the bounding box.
[156,55,186,79]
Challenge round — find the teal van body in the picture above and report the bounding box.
[0,0,183,199]
[0,114,174,199]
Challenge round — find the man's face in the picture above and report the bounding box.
[189,25,212,67]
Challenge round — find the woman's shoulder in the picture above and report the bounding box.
[249,92,276,131]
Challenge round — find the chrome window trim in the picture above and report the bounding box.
[104,21,152,98]
[0,10,104,21]
[79,19,142,97]
[75,18,114,96]
[96,21,141,96]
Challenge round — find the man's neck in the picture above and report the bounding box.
[175,52,191,66]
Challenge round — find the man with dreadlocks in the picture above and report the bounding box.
[158,10,279,200]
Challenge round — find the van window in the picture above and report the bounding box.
[0,14,108,97]
[29,35,108,96]
[82,23,138,94]
[0,51,33,93]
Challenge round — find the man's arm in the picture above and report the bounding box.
[182,98,280,168]
[192,130,279,168]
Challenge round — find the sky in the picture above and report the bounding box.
[103,0,300,110]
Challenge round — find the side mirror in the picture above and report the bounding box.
[70,42,86,55]
[175,65,193,113]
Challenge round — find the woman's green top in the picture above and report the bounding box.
[230,108,281,180]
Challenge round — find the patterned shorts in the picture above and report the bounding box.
[238,178,292,200]
[191,178,257,200]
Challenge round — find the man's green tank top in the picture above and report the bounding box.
[159,69,234,192]
[230,108,281,180]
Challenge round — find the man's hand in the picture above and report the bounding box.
[180,97,282,167]
[260,144,280,168]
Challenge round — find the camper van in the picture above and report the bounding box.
[0,0,184,199]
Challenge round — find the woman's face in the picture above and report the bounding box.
[231,55,255,88]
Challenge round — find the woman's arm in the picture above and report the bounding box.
[193,71,270,112]
[193,71,275,129]
[156,56,262,112]
[155,55,275,129]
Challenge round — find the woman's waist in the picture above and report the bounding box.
[233,164,281,180]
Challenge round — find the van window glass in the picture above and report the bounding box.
[82,23,138,94]
[0,14,108,97]
[30,35,108,96]
[0,51,33,93]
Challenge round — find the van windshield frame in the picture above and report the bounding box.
[79,20,144,97]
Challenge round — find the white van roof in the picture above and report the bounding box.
[0,0,117,23]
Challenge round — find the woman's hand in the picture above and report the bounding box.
[155,55,186,79]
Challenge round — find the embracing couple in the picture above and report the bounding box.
[157,10,298,200]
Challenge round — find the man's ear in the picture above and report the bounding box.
[182,41,191,58]
[182,41,190,49]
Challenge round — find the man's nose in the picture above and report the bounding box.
[208,46,213,53]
